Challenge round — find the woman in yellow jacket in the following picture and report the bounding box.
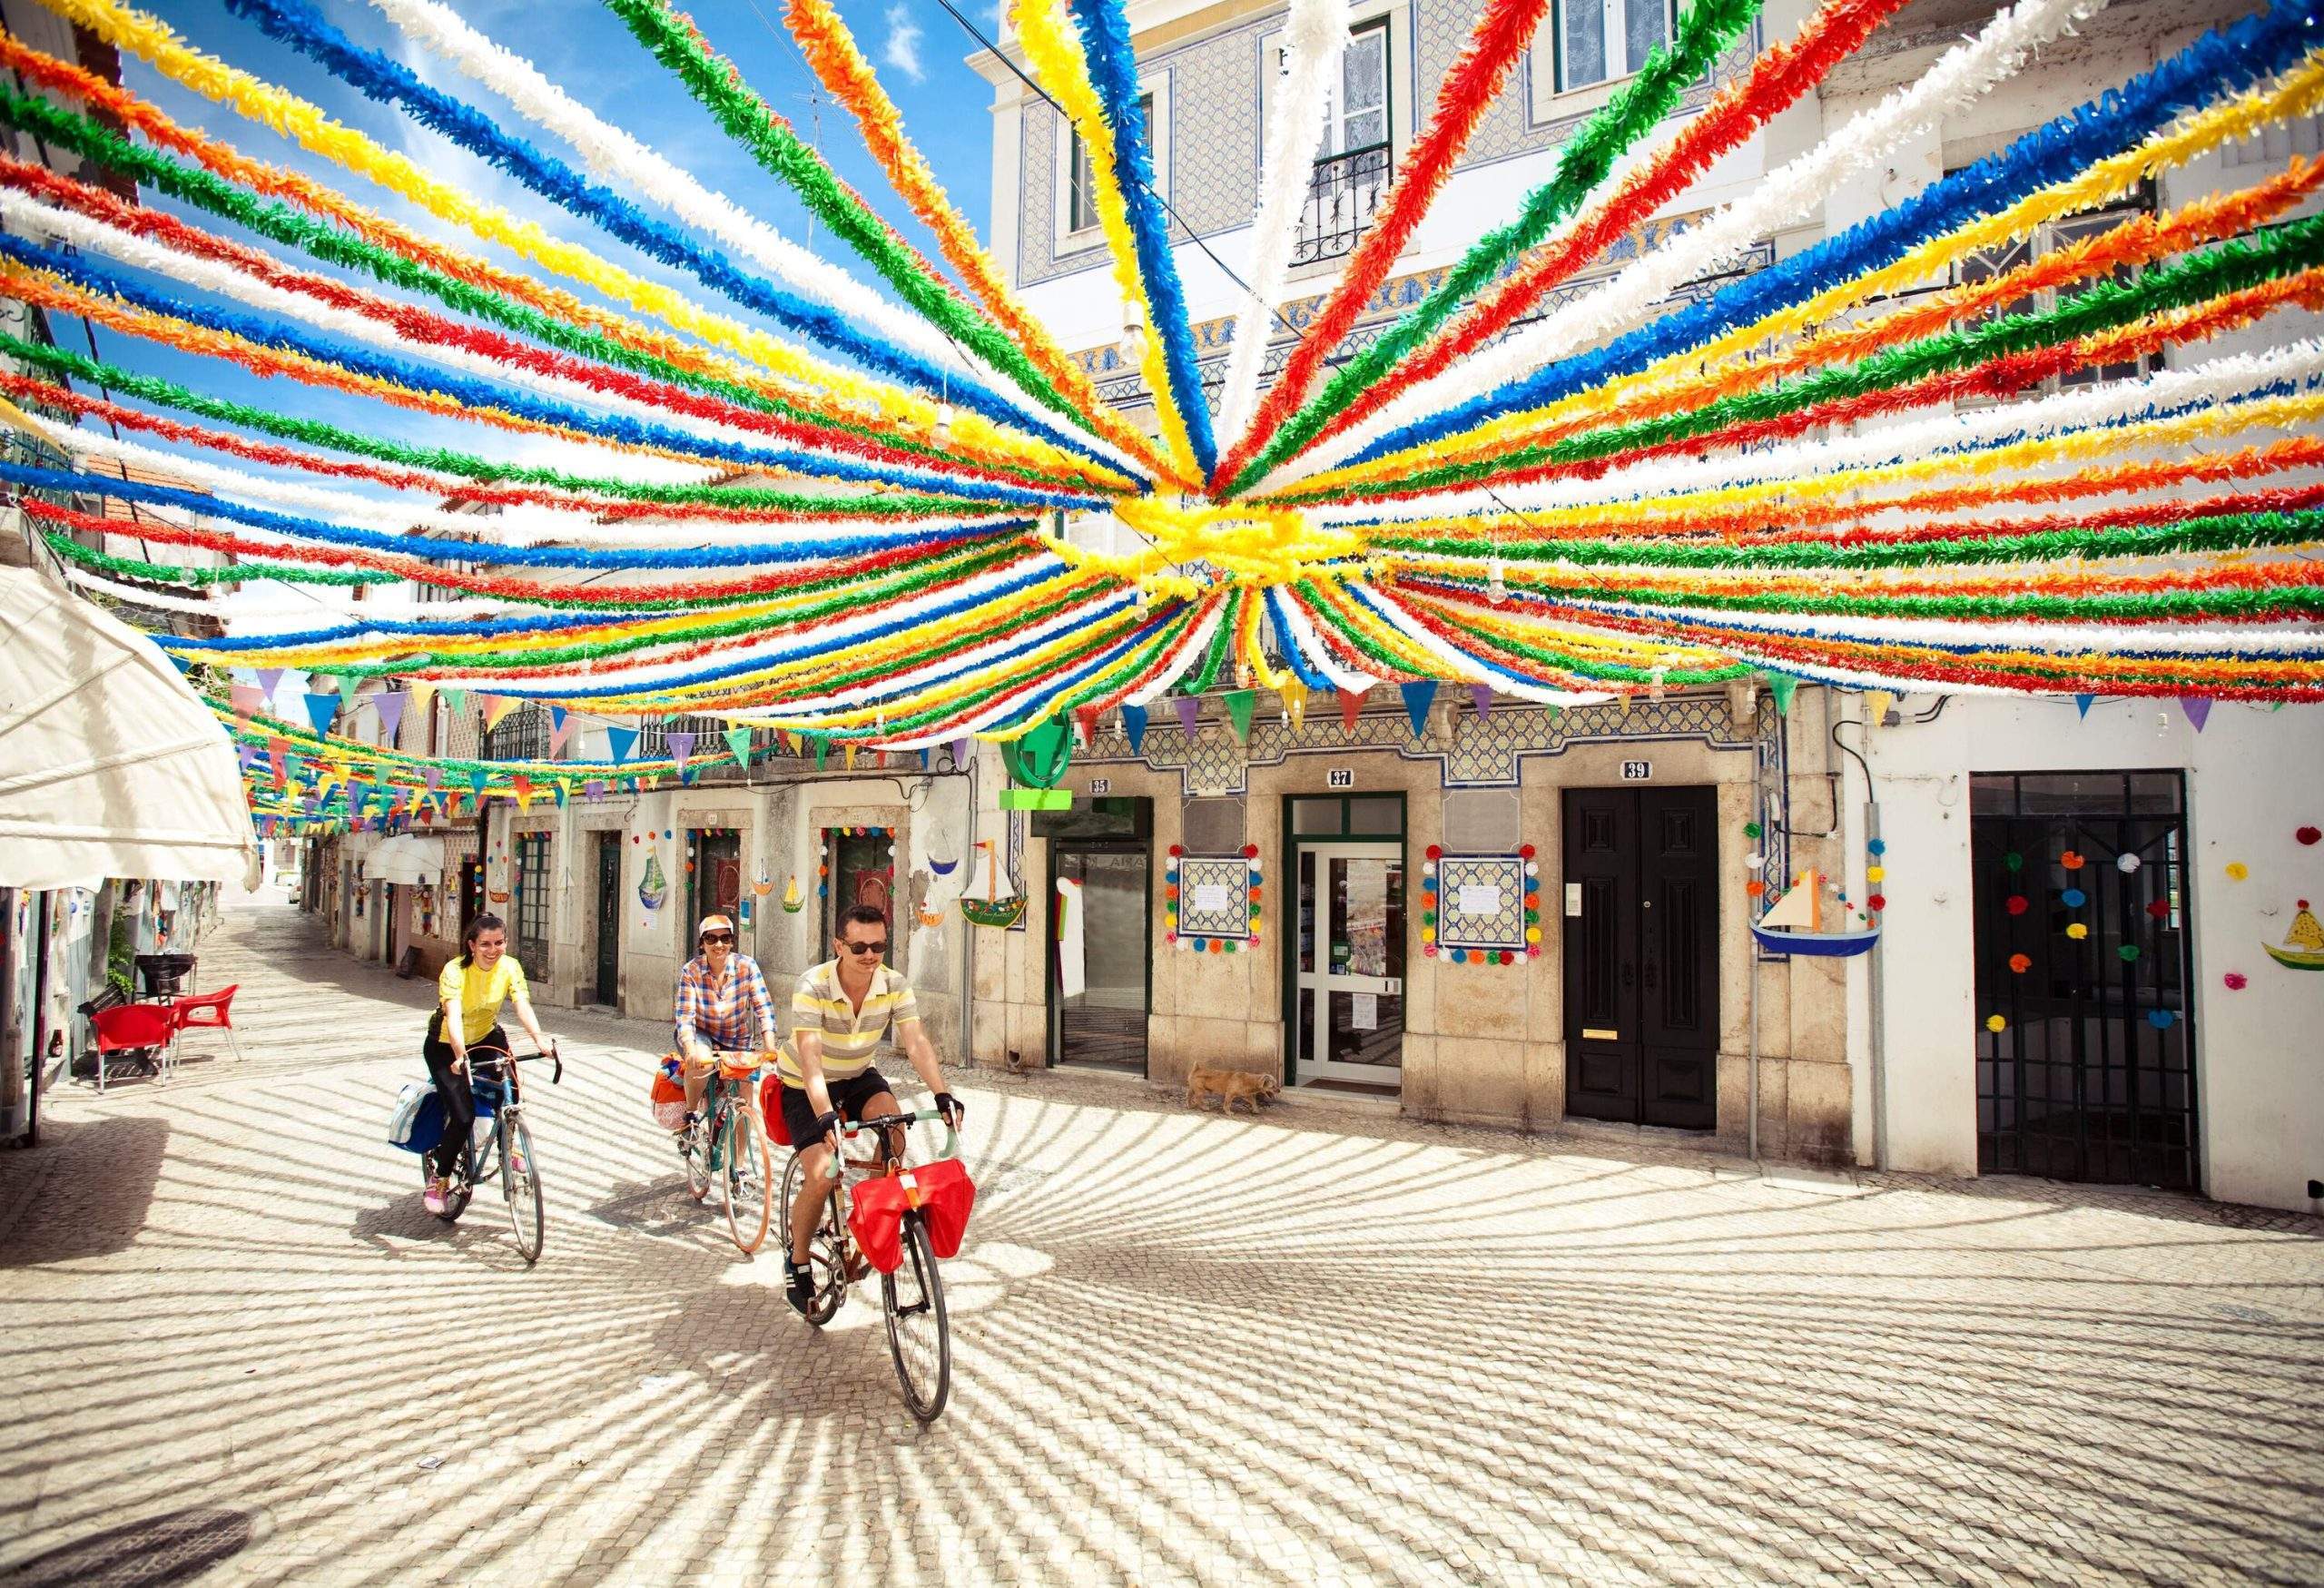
[424,912,556,1214]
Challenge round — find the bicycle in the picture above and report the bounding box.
[426,1042,561,1265]
[677,1051,777,1255]
[778,1107,959,1423]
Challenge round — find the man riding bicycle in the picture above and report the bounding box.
[672,913,777,1144]
[779,903,961,1316]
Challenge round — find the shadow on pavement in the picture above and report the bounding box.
[4,1504,265,1586]
[0,1115,168,1268]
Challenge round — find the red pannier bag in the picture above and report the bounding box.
[845,1160,977,1273]
[759,1073,792,1146]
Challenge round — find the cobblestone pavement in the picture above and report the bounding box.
[3,898,2321,1587]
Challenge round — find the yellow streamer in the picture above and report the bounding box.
[44,0,1128,489]
[1307,55,2324,493]
[1010,0,1202,488]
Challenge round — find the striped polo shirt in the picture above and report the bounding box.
[777,958,921,1085]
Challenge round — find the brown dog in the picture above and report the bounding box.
[1186,1063,1282,1115]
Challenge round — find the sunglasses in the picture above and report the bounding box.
[842,940,888,956]
[700,932,734,945]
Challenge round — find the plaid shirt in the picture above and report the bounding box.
[673,952,777,1055]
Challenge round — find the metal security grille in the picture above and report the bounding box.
[1971,772,2197,1189]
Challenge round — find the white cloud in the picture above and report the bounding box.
[882,4,927,83]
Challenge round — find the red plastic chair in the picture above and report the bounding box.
[89,1003,176,1093]
[170,984,243,1064]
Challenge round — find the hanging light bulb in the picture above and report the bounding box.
[1486,555,1508,605]
[931,402,953,447]
[1119,302,1147,366]
[1235,660,1253,689]
[1133,584,1151,615]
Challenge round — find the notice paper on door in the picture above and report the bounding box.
[1350,992,1378,1031]
[1452,883,1502,916]
[1191,883,1232,912]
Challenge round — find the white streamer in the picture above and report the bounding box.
[1215,0,1348,445]
[1272,0,2112,489]
[368,0,1136,472]
[1319,337,2324,525]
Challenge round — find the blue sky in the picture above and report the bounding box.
[42,1,1016,492]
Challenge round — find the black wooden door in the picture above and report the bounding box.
[595,832,621,1006]
[1562,786,1719,1129]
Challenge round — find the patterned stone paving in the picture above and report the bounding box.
[2,895,2319,1586]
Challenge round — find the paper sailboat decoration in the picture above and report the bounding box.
[959,839,1026,927]
[2263,899,2324,971]
[1750,869,1880,958]
[780,874,804,913]
[929,856,960,876]
[751,870,775,898]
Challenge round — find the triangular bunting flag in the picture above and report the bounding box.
[2074,694,2095,718]
[549,705,567,733]
[469,770,489,801]
[2181,696,2212,733]
[814,735,830,770]
[256,667,283,698]
[422,765,441,791]
[443,687,469,716]
[512,775,535,812]
[303,691,340,735]
[1175,695,1200,735]
[668,730,695,773]
[1469,683,1492,719]
[481,694,517,733]
[1863,690,1894,729]
[1284,679,1308,733]
[1398,680,1437,739]
[548,708,573,757]
[725,726,753,767]
[407,679,434,718]
[842,742,857,770]
[374,691,406,744]
[584,779,606,802]
[1121,702,1148,755]
[1340,688,1362,735]
[606,725,638,764]
[553,780,569,807]
[1223,690,1256,742]
[230,684,261,724]
[1764,673,1798,716]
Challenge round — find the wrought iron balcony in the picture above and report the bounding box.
[1294,143,1391,266]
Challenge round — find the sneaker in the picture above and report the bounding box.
[423,1178,448,1216]
[784,1258,816,1316]
[677,1113,700,1158]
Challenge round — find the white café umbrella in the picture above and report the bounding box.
[0,566,254,891]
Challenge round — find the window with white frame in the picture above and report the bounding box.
[1068,93,1153,235]
[1555,0,1669,93]
[1294,18,1393,264]
[1952,179,2157,393]
[1328,21,1389,157]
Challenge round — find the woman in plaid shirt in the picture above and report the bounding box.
[671,914,777,1135]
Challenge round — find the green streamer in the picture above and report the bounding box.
[44,531,390,586]
[1294,211,2324,504]
[1380,508,2324,570]
[603,0,1096,446]
[0,333,1000,520]
[1229,0,1765,493]
[0,84,1101,497]
[1186,589,1240,693]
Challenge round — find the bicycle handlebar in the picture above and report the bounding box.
[824,1108,958,1179]
[465,1044,563,1086]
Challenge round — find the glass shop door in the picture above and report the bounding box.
[1292,843,1404,1088]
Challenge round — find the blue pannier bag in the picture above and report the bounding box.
[389,1081,441,1155]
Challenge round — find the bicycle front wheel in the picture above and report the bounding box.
[683,1111,712,1203]
[777,1149,845,1326]
[502,1113,544,1264]
[883,1213,950,1423]
[721,1107,774,1255]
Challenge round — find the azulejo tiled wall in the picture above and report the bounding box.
[1076,695,1765,795]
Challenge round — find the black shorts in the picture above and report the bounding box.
[778,1067,893,1150]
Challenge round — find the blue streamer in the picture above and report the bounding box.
[1066,0,1219,478]
[1354,0,2324,465]
[0,233,1091,512]
[223,0,1128,477]
[1264,587,1333,690]
[378,572,1119,702]
[1,461,1021,570]
[976,606,1168,733]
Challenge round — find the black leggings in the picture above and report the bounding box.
[423,1017,506,1180]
